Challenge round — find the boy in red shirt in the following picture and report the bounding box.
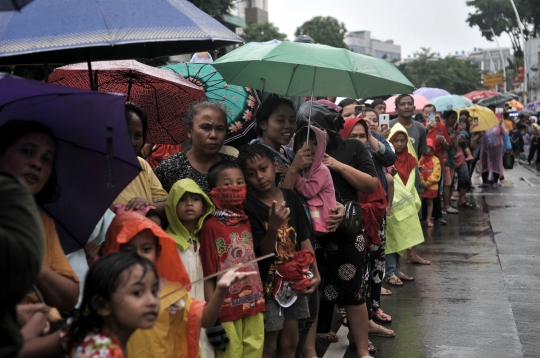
[200,161,266,358]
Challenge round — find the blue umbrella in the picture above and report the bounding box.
[430,94,473,111]
[0,74,141,254]
[0,0,243,66]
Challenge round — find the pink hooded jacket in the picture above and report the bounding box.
[294,126,337,234]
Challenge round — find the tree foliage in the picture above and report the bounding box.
[294,16,347,48]
[188,0,234,17]
[466,0,540,57]
[398,48,484,94]
[242,22,287,43]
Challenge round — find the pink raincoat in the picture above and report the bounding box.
[295,126,337,234]
[479,122,506,175]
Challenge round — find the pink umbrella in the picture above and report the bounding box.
[385,94,431,115]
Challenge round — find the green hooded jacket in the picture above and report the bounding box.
[165,178,215,251]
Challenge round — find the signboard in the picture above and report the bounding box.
[483,73,504,86]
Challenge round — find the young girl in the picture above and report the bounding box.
[293,126,336,234]
[65,251,160,357]
[419,138,441,228]
[384,124,424,286]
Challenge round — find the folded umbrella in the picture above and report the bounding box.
[162,62,260,144]
[0,74,141,254]
[49,60,206,144]
[413,87,450,100]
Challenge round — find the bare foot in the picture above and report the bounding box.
[381,287,392,295]
[406,254,432,265]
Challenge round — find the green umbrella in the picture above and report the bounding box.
[162,62,260,143]
[212,40,415,98]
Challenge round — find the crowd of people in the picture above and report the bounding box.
[2,54,525,358]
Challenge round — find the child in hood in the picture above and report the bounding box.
[293,126,337,234]
[165,179,216,358]
[419,138,442,227]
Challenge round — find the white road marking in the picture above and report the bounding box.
[322,325,350,358]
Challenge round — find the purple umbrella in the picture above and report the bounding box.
[413,87,450,100]
[0,74,141,254]
[523,100,540,112]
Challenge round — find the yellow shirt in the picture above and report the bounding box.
[113,157,168,206]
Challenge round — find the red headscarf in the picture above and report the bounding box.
[103,211,191,290]
[340,117,368,140]
[390,130,417,185]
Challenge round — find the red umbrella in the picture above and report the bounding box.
[462,90,500,103]
[385,94,431,115]
[49,60,206,144]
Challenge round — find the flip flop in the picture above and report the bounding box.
[316,331,339,343]
[384,274,403,286]
[459,201,474,208]
[372,309,392,324]
[368,324,395,338]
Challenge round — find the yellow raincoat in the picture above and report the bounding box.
[386,124,425,255]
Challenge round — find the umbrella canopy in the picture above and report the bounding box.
[49,60,206,144]
[0,0,243,66]
[384,94,431,115]
[0,0,33,11]
[523,100,540,112]
[462,105,500,133]
[162,62,260,144]
[430,94,473,111]
[462,90,500,102]
[413,87,450,100]
[0,74,141,254]
[476,92,516,107]
[212,40,414,98]
[506,99,523,110]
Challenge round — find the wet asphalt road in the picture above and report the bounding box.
[317,163,540,358]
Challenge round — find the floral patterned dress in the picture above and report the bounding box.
[71,332,124,358]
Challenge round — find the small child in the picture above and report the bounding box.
[293,126,336,234]
[238,144,320,358]
[165,179,216,357]
[65,251,160,357]
[419,139,442,227]
[522,128,531,155]
[384,125,424,286]
[509,122,523,157]
[200,161,266,358]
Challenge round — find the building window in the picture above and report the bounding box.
[374,50,400,60]
[349,45,367,54]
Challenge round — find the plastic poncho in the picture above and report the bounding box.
[386,124,424,255]
[103,211,205,358]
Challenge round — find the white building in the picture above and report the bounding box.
[468,47,513,74]
[345,31,401,61]
[525,37,540,101]
[226,0,268,31]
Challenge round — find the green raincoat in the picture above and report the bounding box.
[386,123,424,255]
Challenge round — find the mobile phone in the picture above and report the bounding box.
[379,114,390,130]
[428,112,436,123]
[355,104,365,117]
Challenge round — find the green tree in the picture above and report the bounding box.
[466,0,540,57]
[188,0,234,17]
[294,16,347,48]
[398,48,484,94]
[242,22,287,43]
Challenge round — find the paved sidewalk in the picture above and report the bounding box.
[317,163,539,357]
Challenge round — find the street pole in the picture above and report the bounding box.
[509,0,527,103]
[491,28,507,93]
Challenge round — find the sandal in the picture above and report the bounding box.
[316,331,339,343]
[396,271,414,281]
[427,220,434,227]
[368,340,377,354]
[384,274,403,286]
[459,201,474,208]
[372,309,392,324]
[446,207,459,214]
[381,287,392,295]
[369,324,395,338]
[346,332,377,355]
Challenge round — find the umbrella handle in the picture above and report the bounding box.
[260,78,266,96]
[106,127,115,189]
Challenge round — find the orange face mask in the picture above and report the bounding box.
[209,185,248,226]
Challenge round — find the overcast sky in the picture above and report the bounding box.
[268,0,513,58]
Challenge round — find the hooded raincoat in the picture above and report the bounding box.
[386,124,424,255]
[418,138,441,199]
[294,126,336,234]
[165,179,215,358]
[103,211,205,358]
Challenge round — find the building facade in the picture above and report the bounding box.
[468,47,513,74]
[345,31,401,61]
[525,37,540,101]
